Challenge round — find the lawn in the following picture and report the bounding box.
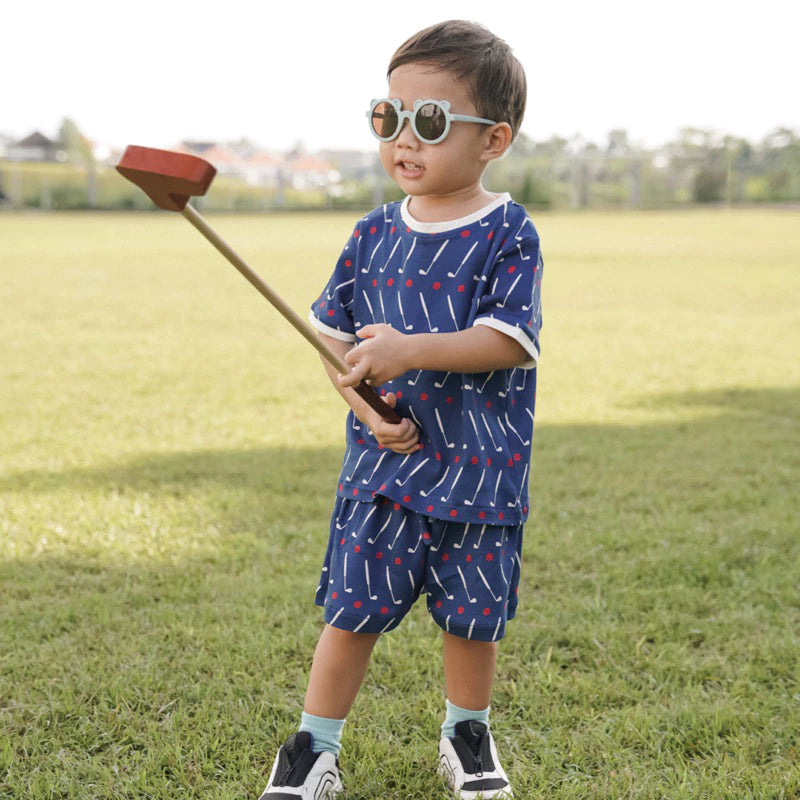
[1,208,798,799]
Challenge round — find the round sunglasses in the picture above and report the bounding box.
[367,98,497,145]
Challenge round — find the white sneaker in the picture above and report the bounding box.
[258,731,343,799]
[438,721,513,799]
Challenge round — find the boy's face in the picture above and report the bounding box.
[380,63,495,202]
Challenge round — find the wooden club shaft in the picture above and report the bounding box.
[180,204,402,424]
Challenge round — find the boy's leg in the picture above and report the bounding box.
[441,631,496,711]
[304,623,380,719]
[259,625,379,799]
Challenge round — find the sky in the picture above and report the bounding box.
[4,0,798,154]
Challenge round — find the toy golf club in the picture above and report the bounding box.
[116,145,401,424]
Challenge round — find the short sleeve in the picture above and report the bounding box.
[473,217,543,369]
[308,228,358,342]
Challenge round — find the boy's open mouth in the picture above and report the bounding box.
[398,160,424,174]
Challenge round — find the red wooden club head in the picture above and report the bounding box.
[116,145,217,211]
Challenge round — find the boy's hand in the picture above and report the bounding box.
[339,324,413,389]
[361,392,421,454]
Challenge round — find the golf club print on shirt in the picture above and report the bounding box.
[310,194,543,526]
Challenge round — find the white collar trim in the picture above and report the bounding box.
[400,193,512,233]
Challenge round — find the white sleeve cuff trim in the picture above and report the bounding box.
[473,317,539,369]
[308,312,358,342]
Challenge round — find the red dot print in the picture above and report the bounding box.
[508,265,517,273]
[332,591,338,599]
[370,226,377,234]
[344,260,352,267]
[433,281,441,290]
[423,531,430,539]
[406,279,413,287]
[514,453,521,462]
[483,608,491,616]
[376,551,383,559]
[420,393,428,401]
[406,226,411,233]
[450,509,458,518]
[466,554,472,562]
[354,230,360,238]
[372,278,378,287]
[435,600,442,608]
[340,538,345,545]
[454,456,460,463]
[354,600,362,608]
[487,231,494,240]
[471,456,479,465]
[461,230,471,238]
[486,401,492,408]
[380,483,387,491]
[396,391,403,399]
[327,309,335,316]
[436,451,441,461]
[355,545,361,553]
[391,226,397,234]
[393,502,401,510]
[487,458,492,466]
[498,512,505,521]
[479,511,486,519]
[357,438,365,445]
[381,606,389,614]
[427,505,434,512]
[508,458,514,467]
[395,557,402,565]
[458,285,465,292]
[353,488,359,496]
[523,506,528,514]
[486,552,494,561]
[442,553,449,561]
[403,495,411,503]
[457,606,464,614]
[387,278,394,287]
[446,396,453,404]
[338,483,343,491]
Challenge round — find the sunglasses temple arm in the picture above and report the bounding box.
[180,204,403,424]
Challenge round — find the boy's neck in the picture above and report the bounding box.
[406,184,497,224]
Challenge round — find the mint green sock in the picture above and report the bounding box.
[441,698,490,739]
[299,711,346,756]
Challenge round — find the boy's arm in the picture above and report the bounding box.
[317,332,421,454]
[338,324,529,390]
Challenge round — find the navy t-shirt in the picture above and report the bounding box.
[309,193,543,525]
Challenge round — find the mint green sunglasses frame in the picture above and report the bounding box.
[367,98,497,145]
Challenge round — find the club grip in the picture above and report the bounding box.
[352,381,403,424]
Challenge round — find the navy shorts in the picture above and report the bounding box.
[314,496,524,642]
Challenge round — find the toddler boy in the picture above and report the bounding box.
[259,19,542,800]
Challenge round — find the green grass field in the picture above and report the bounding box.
[1,209,798,799]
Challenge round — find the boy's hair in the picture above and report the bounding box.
[388,20,527,140]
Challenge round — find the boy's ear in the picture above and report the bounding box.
[481,122,514,163]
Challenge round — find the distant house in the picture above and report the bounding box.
[287,153,339,191]
[6,131,59,162]
[0,132,14,159]
[241,150,282,187]
[320,150,380,182]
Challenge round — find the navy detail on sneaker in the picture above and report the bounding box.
[462,777,510,791]
[452,721,496,775]
[273,732,320,787]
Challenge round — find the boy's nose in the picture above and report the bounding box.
[395,117,419,147]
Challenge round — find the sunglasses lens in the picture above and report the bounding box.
[415,102,447,141]
[371,101,398,139]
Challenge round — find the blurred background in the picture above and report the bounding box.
[2,0,798,212]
